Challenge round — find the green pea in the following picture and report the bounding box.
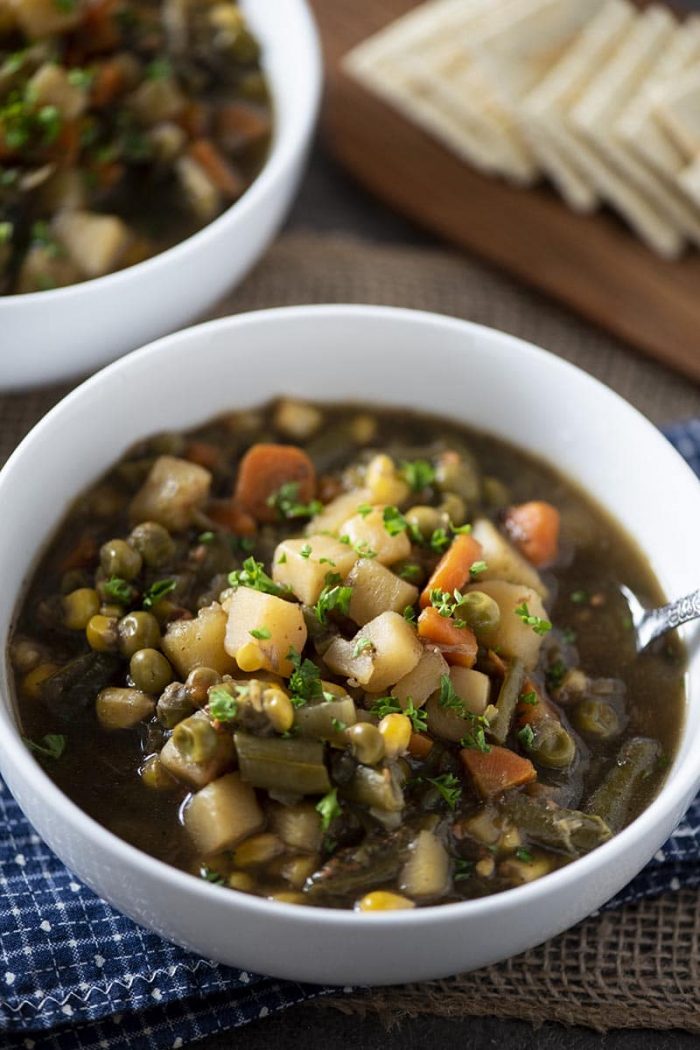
[130,648,173,694]
[118,611,161,657]
[100,538,142,581]
[572,699,621,741]
[405,505,441,540]
[531,721,576,769]
[185,666,222,706]
[345,722,385,765]
[157,682,195,729]
[128,521,175,568]
[172,717,219,763]
[458,591,500,634]
[86,614,119,652]
[438,493,467,527]
[435,453,480,503]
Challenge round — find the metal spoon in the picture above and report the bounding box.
[620,585,700,653]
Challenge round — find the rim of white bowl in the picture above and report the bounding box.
[0,0,322,307]
[0,304,697,931]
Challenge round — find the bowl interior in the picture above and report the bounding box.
[0,305,698,922]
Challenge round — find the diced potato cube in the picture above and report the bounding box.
[28,63,87,119]
[224,587,307,677]
[306,489,372,537]
[96,687,154,729]
[340,507,411,566]
[325,613,423,694]
[53,211,132,279]
[270,802,323,853]
[365,454,410,505]
[400,830,450,900]
[162,602,235,678]
[160,713,236,789]
[184,772,264,855]
[425,692,474,743]
[272,535,358,605]
[274,399,322,441]
[15,244,81,294]
[347,559,418,626]
[468,580,549,669]
[449,666,491,715]
[472,519,547,598]
[391,646,449,708]
[175,155,220,222]
[129,455,211,532]
[11,0,85,37]
[128,76,185,124]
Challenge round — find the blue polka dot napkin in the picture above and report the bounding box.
[1,420,698,1050]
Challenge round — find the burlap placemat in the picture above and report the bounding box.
[2,231,699,1033]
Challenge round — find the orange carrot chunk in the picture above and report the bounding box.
[419,533,484,609]
[185,441,222,471]
[91,60,128,108]
[206,500,256,537]
[234,443,317,524]
[504,501,560,568]
[188,139,245,199]
[417,607,478,668]
[460,746,537,798]
[215,102,271,152]
[408,732,434,760]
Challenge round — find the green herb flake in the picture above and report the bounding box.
[316,788,341,832]
[300,544,312,560]
[562,627,577,644]
[267,482,322,522]
[314,581,352,625]
[353,637,374,657]
[403,605,417,623]
[330,717,347,733]
[545,659,568,690]
[382,505,408,537]
[287,647,323,706]
[37,104,62,144]
[429,528,451,554]
[357,502,373,518]
[200,865,225,885]
[228,557,289,597]
[370,696,427,733]
[519,690,538,706]
[400,459,436,492]
[353,541,377,559]
[146,57,173,80]
[198,531,215,545]
[570,590,589,605]
[399,563,421,583]
[459,711,491,753]
[23,733,66,760]
[438,674,464,713]
[515,602,552,636]
[208,686,238,722]
[0,221,13,244]
[250,626,271,640]
[67,68,94,90]
[469,560,488,577]
[143,577,177,609]
[515,847,534,863]
[103,577,134,605]
[424,772,462,810]
[517,724,536,750]
[452,523,473,536]
[276,552,287,564]
[453,858,474,881]
[319,557,336,566]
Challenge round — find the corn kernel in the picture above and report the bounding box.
[499,853,553,885]
[86,614,119,652]
[350,414,378,444]
[228,871,255,893]
[274,399,322,441]
[378,712,412,760]
[262,688,294,733]
[22,662,60,700]
[475,856,495,879]
[233,833,284,869]
[356,890,415,912]
[63,588,100,630]
[140,754,177,791]
[236,641,264,672]
[268,890,305,905]
[365,454,410,506]
[281,854,319,889]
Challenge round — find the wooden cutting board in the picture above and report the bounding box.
[311,0,700,383]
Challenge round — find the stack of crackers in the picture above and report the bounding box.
[345,0,700,258]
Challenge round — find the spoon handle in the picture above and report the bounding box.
[638,589,700,650]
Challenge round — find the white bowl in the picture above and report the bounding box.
[0,305,698,986]
[0,1,321,391]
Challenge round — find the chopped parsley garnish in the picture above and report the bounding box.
[453,858,474,881]
[319,557,336,566]
[287,647,324,706]
[400,459,436,492]
[399,563,422,583]
[517,724,536,750]
[103,577,134,605]
[438,674,464,713]
[382,506,408,536]
[277,552,287,564]
[229,557,288,597]
[198,531,215,545]
[519,690,538,706]
[357,503,373,517]
[208,686,238,722]
[200,865,225,885]
[424,773,462,810]
[459,712,491,753]
[314,578,352,624]
[23,734,66,760]
[267,482,322,521]
[570,590,589,605]
[300,544,312,559]
[545,659,567,690]
[469,560,488,577]
[515,848,534,863]
[0,221,13,244]
[562,627,577,644]
[250,626,271,640]
[330,718,347,733]
[36,104,62,144]
[429,528,451,554]
[515,602,552,636]
[370,696,427,733]
[146,57,174,79]
[143,578,177,609]
[403,605,417,623]
[352,541,377,559]
[353,637,375,657]
[316,788,341,832]
[67,68,94,89]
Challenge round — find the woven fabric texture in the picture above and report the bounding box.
[1,233,699,1047]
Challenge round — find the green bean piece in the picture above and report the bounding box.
[435,453,480,503]
[130,648,173,694]
[528,721,577,770]
[489,658,525,744]
[305,421,368,473]
[572,699,621,742]
[100,539,142,581]
[305,825,414,900]
[295,696,357,745]
[128,522,175,568]
[405,505,441,541]
[173,716,220,763]
[157,682,196,729]
[39,651,120,720]
[501,793,612,856]
[343,764,405,812]
[118,611,161,658]
[458,591,501,635]
[586,737,662,832]
[234,733,331,795]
